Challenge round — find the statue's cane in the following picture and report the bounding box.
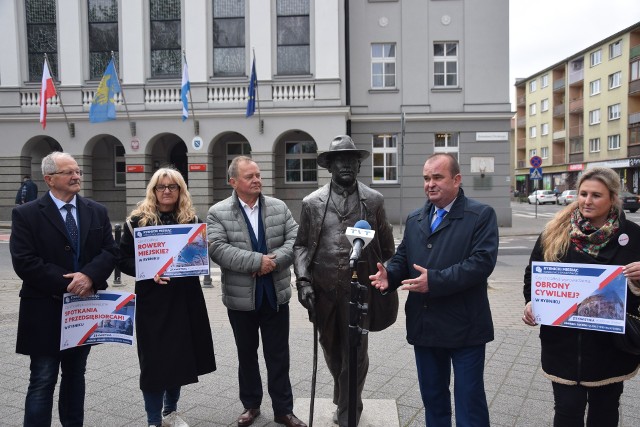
[309,308,317,427]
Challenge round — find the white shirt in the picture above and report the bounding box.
[50,192,78,224]
[240,199,260,240]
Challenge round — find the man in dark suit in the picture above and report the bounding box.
[15,175,38,205]
[370,153,498,427]
[10,152,117,427]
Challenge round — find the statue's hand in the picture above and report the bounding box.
[296,280,316,320]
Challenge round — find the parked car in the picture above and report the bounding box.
[557,190,577,205]
[528,190,558,205]
[620,191,640,213]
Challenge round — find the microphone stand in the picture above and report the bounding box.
[348,258,368,427]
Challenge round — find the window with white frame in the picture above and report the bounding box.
[529,126,537,138]
[609,71,622,89]
[541,123,549,136]
[276,0,310,75]
[632,59,640,81]
[529,149,537,157]
[529,103,537,116]
[541,74,549,88]
[541,98,549,112]
[434,133,459,160]
[608,134,621,150]
[371,43,396,89]
[609,39,622,59]
[285,141,317,183]
[433,42,458,87]
[590,49,602,67]
[529,80,537,93]
[226,142,251,178]
[589,109,600,125]
[541,147,549,159]
[372,134,398,182]
[589,79,601,96]
[608,103,621,120]
[589,138,601,152]
[114,145,126,186]
[212,0,245,77]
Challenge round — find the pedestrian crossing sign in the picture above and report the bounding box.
[530,167,543,180]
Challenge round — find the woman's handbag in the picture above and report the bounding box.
[614,312,640,355]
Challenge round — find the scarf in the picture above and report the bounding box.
[569,207,619,258]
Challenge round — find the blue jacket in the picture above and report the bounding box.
[386,189,498,348]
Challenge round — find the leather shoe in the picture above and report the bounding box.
[237,408,260,427]
[274,413,307,427]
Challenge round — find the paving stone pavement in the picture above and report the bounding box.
[1,215,639,426]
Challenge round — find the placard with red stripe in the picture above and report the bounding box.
[531,261,627,333]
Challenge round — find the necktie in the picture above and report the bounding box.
[64,204,79,250]
[431,208,446,233]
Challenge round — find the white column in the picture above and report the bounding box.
[314,0,340,79]
[120,1,145,84]
[57,1,83,85]
[0,1,20,86]
[248,0,272,79]
[183,0,208,82]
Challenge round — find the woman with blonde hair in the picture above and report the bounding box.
[523,167,640,427]
[118,167,215,427]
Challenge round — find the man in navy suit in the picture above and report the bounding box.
[10,152,117,427]
[370,153,498,427]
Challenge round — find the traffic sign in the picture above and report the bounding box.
[530,167,543,180]
[530,156,542,168]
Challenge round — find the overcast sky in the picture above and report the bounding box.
[509,0,640,107]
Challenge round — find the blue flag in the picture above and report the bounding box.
[246,57,257,117]
[89,59,121,123]
[181,62,190,121]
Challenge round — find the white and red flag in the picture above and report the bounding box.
[40,60,56,129]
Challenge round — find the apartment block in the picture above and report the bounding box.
[515,22,640,196]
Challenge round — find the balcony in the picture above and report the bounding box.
[569,152,584,163]
[630,79,640,96]
[517,136,526,149]
[631,44,640,59]
[569,126,584,138]
[569,98,583,113]
[553,79,565,92]
[568,69,584,85]
[552,153,565,164]
[553,129,566,140]
[517,160,526,168]
[630,112,640,126]
[553,104,565,117]
[516,95,526,106]
[517,116,526,128]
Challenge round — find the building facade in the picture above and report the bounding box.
[515,22,640,197]
[0,0,511,225]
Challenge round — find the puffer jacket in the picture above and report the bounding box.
[207,191,298,311]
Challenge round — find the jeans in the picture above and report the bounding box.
[414,344,489,427]
[552,381,623,427]
[143,387,181,425]
[24,346,91,427]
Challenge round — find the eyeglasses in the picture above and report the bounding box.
[50,170,83,177]
[155,184,180,192]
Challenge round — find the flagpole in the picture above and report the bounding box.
[183,51,198,135]
[44,54,74,137]
[111,51,135,136]
[252,49,263,134]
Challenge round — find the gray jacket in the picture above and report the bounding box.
[207,190,298,311]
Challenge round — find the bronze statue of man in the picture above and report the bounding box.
[293,135,397,426]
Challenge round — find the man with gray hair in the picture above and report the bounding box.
[207,156,306,427]
[10,151,117,426]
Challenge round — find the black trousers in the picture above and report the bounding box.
[227,303,293,416]
[552,381,624,427]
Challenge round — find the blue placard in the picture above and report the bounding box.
[530,167,543,180]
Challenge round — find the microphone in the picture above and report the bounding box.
[346,220,375,264]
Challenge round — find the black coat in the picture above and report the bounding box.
[524,217,640,386]
[11,193,117,356]
[118,215,216,391]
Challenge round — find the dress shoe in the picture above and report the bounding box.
[274,413,307,427]
[237,408,260,427]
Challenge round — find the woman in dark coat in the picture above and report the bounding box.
[523,167,640,427]
[119,167,215,427]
